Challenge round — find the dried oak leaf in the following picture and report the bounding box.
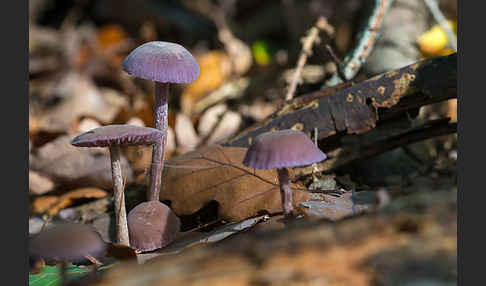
[160,145,310,221]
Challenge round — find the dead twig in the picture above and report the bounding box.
[324,44,347,82]
[294,119,456,175]
[286,17,334,101]
[325,0,394,87]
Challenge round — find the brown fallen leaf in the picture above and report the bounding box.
[47,187,108,216]
[161,145,310,221]
[31,188,108,215]
[30,135,133,190]
[32,196,58,214]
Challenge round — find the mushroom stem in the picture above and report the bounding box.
[60,261,67,286]
[277,168,294,215]
[148,82,169,201]
[109,146,130,246]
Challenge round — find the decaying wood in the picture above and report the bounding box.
[85,190,456,286]
[226,53,457,148]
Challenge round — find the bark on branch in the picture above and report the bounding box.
[226,53,457,149]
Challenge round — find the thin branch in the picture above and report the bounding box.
[325,0,394,87]
[286,17,334,101]
[294,119,457,176]
[324,44,347,81]
[422,0,457,51]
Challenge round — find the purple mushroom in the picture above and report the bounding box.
[127,201,181,252]
[29,223,106,285]
[242,129,327,215]
[122,41,199,202]
[71,125,163,246]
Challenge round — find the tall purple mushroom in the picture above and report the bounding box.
[122,41,200,202]
[71,125,163,246]
[242,130,327,215]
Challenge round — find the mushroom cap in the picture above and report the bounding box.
[122,41,200,83]
[70,125,163,147]
[127,201,180,252]
[29,223,106,262]
[242,129,327,170]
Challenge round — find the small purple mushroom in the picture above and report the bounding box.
[242,129,327,215]
[29,223,106,285]
[127,201,181,252]
[122,41,199,202]
[71,125,163,246]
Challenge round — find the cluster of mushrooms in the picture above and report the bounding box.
[30,41,328,281]
[68,41,200,251]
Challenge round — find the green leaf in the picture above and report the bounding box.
[29,264,113,286]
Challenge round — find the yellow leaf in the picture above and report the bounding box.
[181,51,232,115]
[418,20,457,56]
